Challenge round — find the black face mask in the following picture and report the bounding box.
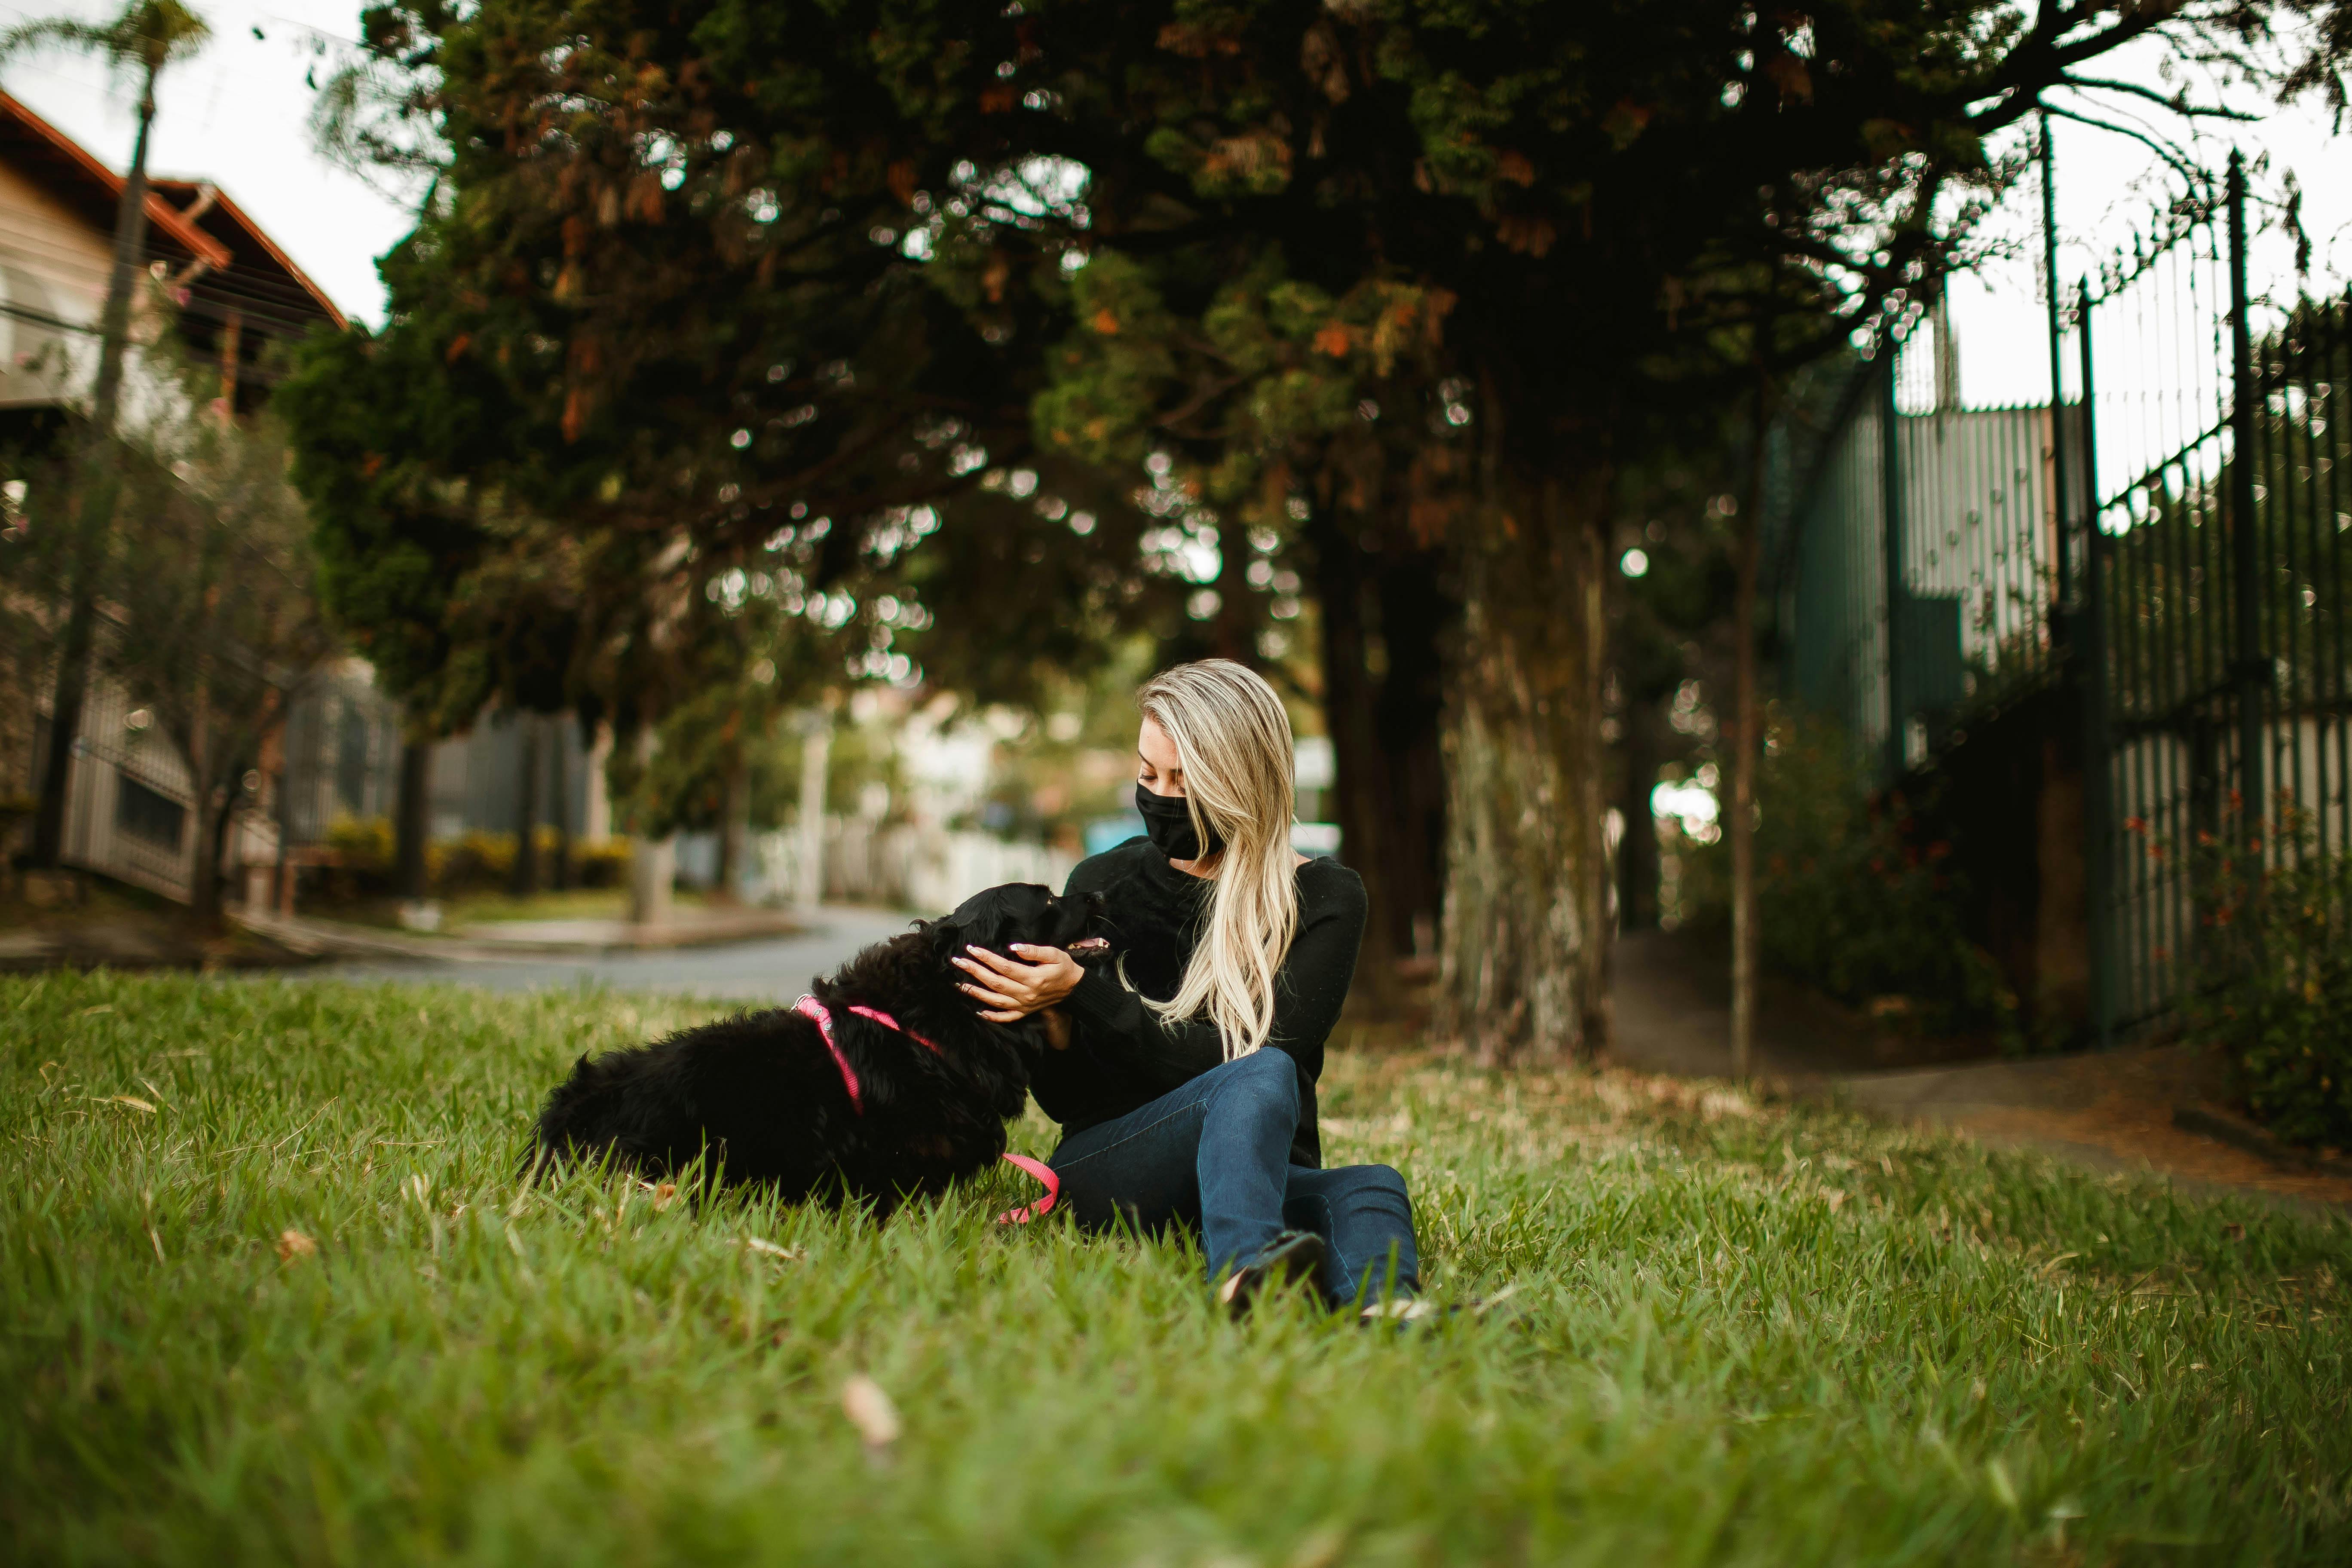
[1135,782,1223,861]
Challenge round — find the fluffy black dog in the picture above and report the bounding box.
[527,883,1108,1212]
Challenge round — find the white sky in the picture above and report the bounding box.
[1947,30,2351,408]
[2,3,2343,351]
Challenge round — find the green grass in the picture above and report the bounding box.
[4,973,2349,1565]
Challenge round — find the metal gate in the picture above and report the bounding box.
[1774,132,2350,1045]
[2081,159,2351,1035]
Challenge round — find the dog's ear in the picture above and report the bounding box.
[924,917,965,959]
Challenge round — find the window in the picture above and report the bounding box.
[115,776,187,849]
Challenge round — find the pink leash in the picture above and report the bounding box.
[996,1152,1060,1225]
[792,995,1058,1225]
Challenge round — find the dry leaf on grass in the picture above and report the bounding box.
[277,1229,317,1262]
[92,1095,156,1114]
[841,1375,901,1448]
[742,1237,804,1260]
[640,1180,680,1212]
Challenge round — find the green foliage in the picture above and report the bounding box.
[1684,708,2016,1039]
[3,355,334,917]
[293,0,1194,720]
[3,973,2349,1560]
[2175,812,2352,1151]
[323,813,398,885]
[0,0,211,88]
[277,324,502,726]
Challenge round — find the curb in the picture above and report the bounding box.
[231,909,808,962]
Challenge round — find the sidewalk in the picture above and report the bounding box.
[1610,927,2352,1211]
[237,903,804,961]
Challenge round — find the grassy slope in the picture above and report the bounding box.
[3,973,2348,1567]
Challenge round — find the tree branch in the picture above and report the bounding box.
[2040,102,2211,187]
[2058,71,2261,120]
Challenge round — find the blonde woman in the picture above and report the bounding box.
[952,659,1421,1317]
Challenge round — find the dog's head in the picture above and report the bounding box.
[925,882,1111,968]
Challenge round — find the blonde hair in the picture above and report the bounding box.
[1135,659,1300,1059]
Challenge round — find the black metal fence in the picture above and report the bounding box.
[2086,162,2352,1035]
[1774,134,2349,1045]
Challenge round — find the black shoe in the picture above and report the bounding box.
[1216,1231,1331,1319]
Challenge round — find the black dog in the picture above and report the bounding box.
[527,883,1108,1211]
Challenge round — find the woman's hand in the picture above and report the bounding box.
[952,944,1084,1029]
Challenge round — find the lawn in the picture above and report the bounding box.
[4,973,2348,1565]
[318,885,718,933]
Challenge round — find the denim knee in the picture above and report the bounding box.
[1218,1047,1298,1110]
[1359,1163,1408,1200]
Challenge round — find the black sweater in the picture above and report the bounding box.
[1032,837,1367,1168]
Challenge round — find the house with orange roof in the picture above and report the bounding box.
[1,89,349,903]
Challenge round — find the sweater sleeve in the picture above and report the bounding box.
[1059,867,1366,1093]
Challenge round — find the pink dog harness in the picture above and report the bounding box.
[791,994,1058,1224]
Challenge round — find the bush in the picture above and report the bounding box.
[574,837,631,888]
[2174,809,2352,1151]
[307,823,633,901]
[319,816,397,901]
[1680,709,2017,1041]
[428,831,514,896]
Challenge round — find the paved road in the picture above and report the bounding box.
[292,904,919,1003]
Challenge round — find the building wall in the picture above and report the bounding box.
[274,666,603,845]
[0,157,109,410]
[426,709,598,841]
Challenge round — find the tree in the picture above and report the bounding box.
[311,0,2313,1059]
[285,0,1204,854]
[948,0,2302,1059]
[3,0,212,871]
[276,321,498,898]
[6,368,331,929]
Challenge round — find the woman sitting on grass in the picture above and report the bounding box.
[951,658,1422,1318]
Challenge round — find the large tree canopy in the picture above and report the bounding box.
[296,0,2323,1055]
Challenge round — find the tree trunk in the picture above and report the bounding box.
[31,61,161,869]
[190,785,231,935]
[548,713,574,891]
[509,712,540,898]
[1436,467,1613,1063]
[714,741,749,905]
[1372,537,1449,963]
[395,733,432,900]
[1315,505,1452,1007]
[1312,509,1402,1002]
[795,713,830,909]
[1214,510,1259,667]
[1729,370,1773,1082]
[625,726,674,925]
[1617,691,1660,931]
[1728,502,1761,1081]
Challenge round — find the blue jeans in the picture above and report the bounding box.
[1047,1049,1419,1306]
